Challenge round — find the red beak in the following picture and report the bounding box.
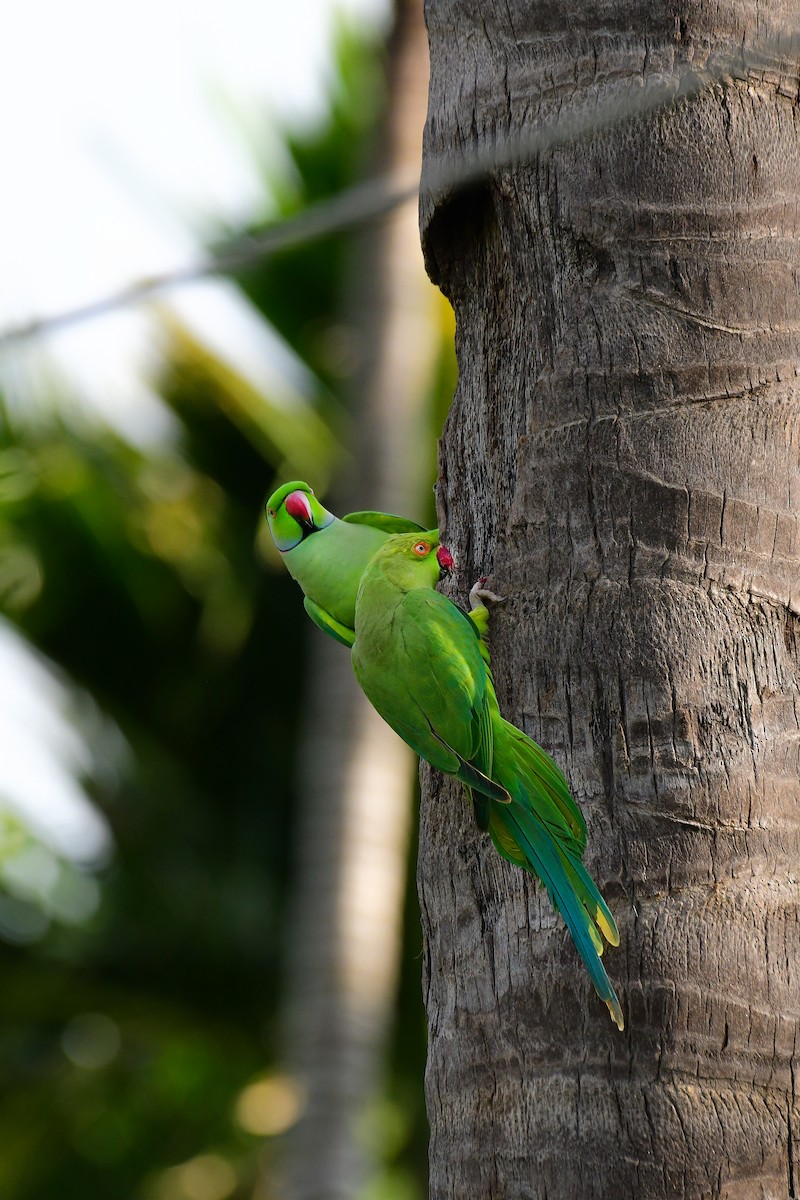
[285,491,314,525]
[436,544,454,574]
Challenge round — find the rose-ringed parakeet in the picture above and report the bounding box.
[351,531,623,1029]
[265,481,430,647]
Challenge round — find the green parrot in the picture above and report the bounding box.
[265,480,430,647]
[351,531,623,1030]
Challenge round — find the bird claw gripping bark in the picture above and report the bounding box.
[468,576,507,611]
[467,577,506,651]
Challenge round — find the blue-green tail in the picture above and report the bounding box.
[488,720,623,1030]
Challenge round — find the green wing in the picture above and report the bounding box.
[303,597,355,648]
[370,588,503,798]
[342,511,429,535]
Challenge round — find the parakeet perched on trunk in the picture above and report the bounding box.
[266,481,430,647]
[351,531,623,1029]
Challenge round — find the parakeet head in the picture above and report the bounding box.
[370,531,453,590]
[265,481,335,552]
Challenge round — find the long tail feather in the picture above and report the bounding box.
[491,803,623,1030]
[559,846,620,947]
[504,722,587,853]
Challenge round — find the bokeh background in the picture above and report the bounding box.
[0,2,453,1197]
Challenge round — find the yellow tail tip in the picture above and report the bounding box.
[606,997,625,1031]
[595,909,620,947]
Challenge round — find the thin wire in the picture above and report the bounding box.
[0,177,420,348]
[1,28,797,350]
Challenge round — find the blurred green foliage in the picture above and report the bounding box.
[0,22,456,1200]
[0,379,304,1200]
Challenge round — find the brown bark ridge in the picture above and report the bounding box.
[418,3,800,1197]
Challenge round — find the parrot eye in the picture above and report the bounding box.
[267,508,275,517]
[413,541,430,557]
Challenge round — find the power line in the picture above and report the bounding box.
[0,29,797,350]
[0,176,419,348]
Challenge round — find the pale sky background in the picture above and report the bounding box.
[0,0,390,901]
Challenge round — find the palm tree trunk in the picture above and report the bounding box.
[419,3,800,1197]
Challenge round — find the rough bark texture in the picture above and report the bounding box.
[419,3,800,1198]
[280,3,436,1198]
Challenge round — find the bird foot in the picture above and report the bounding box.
[468,576,507,610]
